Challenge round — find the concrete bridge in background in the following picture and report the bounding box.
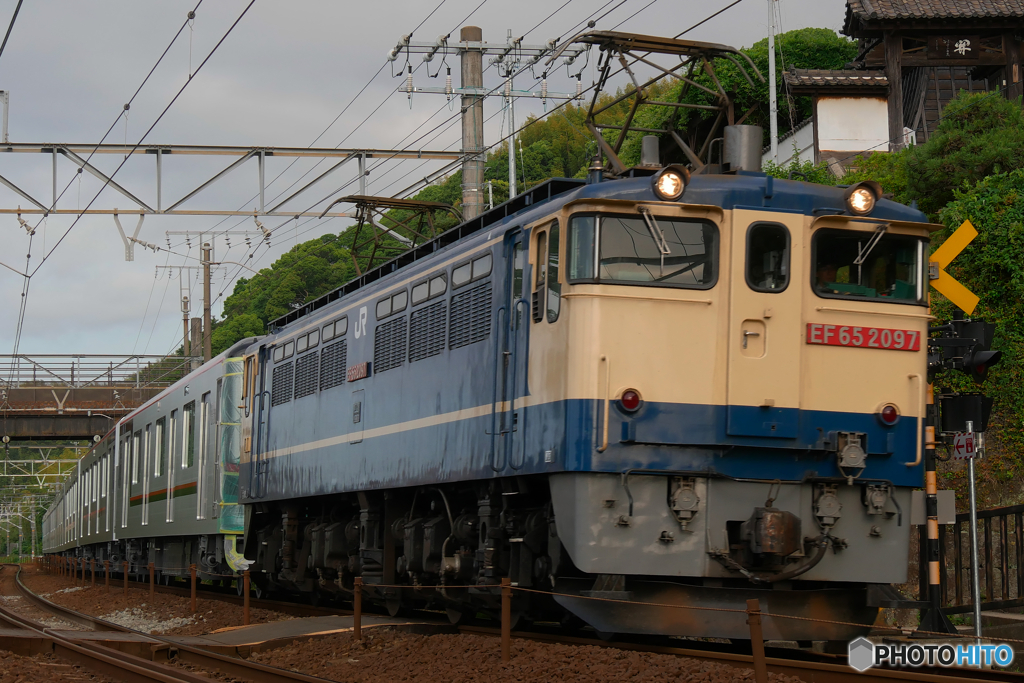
[0,355,197,440]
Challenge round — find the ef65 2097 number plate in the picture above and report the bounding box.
[805,323,921,351]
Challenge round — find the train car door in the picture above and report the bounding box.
[725,211,803,438]
[491,228,528,472]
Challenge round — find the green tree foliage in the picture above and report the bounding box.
[219,233,358,334]
[906,93,1024,215]
[762,156,839,186]
[211,313,265,356]
[844,91,1024,214]
[931,170,1024,488]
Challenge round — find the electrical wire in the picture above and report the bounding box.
[0,0,23,63]
[191,0,666,319]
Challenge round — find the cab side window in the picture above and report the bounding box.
[746,223,790,292]
[531,222,561,323]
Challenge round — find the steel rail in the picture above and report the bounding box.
[12,565,339,683]
[0,566,215,683]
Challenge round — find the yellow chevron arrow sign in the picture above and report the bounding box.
[929,219,980,315]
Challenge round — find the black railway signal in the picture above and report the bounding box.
[958,321,1001,384]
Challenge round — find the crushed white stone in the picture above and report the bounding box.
[99,605,199,634]
[53,586,87,594]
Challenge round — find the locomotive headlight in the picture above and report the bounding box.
[843,181,882,216]
[652,166,688,201]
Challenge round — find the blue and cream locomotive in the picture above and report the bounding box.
[45,133,932,642]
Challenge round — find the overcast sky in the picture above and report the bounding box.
[0,0,845,359]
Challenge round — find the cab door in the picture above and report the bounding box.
[725,211,804,438]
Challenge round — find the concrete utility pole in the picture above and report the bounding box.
[461,27,485,221]
[390,30,582,215]
[190,319,202,370]
[202,243,212,362]
[768,0,778,164]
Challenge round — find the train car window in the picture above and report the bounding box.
[376,297,391,319]
[323,322,335,342]
[183,401,196,469]
[155,417,166,476]
[452,262,472,287]
[569,216,596,280]
[198,392,211,519]
[273,346,284,363]
[533,231,547,323]
[472,253,492,279]
[429,275,447,298]
[393,290,408,313]
[547,221,561,323]
[167,409,178,522]
[297,336,308,354]
[308,329,320,347]
[336,317,348,336]
[746,223,790,292]
[412,281,429,305]
[132,430,141,484]
[568,214,717,289]
[813,228,925,304]
[283,341,294,358]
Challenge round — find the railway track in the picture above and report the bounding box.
[19,563,1024,682]
[0,564,339,683]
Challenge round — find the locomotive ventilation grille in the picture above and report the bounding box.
[294,351,319,399]
[374,316,408,373]
[449,282,491,349]
[320,339,347,391]
[271,362,294,406]
[409,301,447,363]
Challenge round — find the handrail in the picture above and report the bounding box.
[489,306,506,473]
[597,355,611,453]
[905,373,923,467]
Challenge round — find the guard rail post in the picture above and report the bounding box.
[123,561,128,597]
[104,560,109,593]
[353,577,362,641]
[746,599,768,683]
[149,563,155,596]
[501,577,511,663]
[190,564,197,613]
[243,571,250,626]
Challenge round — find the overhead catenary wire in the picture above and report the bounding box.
[9,1,250,366]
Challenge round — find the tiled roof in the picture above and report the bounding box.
[847,0,1024,21]
[784,69,889,89]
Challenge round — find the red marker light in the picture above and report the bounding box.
[879,404,899,426]
[620,390,642,412]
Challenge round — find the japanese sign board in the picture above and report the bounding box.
[927,36,980,61]
[952,431,976,459]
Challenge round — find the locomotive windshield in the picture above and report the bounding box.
[813,228,926,304]
[568,213,717,288]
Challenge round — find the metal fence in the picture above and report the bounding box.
[929,502,1024,614]
[0,355,200,389]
